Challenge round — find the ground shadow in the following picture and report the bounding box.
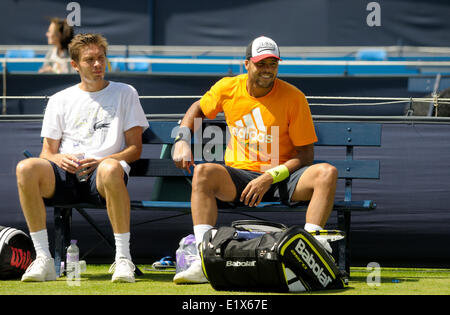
[350,276,419,284]
[84,270,174,282]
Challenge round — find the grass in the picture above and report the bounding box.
[0,265,449,295]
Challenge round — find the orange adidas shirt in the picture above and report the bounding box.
[199,74,317,173]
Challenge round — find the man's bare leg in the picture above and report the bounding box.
[174,163,236,284]
[191,163,237,225]
[16,158,56,233]
[291,163,338,228]
[96,158,135,282]
[16,158,57,281]
[291,163,338,253]
[96,159,131,260]
[96,159,130,234]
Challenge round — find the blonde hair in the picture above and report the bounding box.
[68,33,108,62]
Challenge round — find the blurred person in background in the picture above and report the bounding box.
[39,17,74,74]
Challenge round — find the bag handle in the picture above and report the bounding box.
[231,220,288,232]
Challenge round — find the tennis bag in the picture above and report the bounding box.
[0,226,35,280]
[200,220,347,292]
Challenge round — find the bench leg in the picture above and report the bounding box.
[337,209,351,276]
[54,207,72,276]
[75,208,143,277]
[75,208,115,253]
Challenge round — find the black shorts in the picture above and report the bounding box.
[223,165,310,207]
[43,160,128,207]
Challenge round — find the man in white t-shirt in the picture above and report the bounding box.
[16,33,149,283]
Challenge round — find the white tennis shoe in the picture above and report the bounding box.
[21,256,57,282]
[109,257,136,283]
[173,259,208,284]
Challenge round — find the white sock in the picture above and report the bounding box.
[193,224,213,248]
[304,223,332,253]
[30,229,51,258]
[114,232,131,261]
[304,223,323,232]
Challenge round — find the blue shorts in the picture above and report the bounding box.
[43,160,128,207]
[223,165,310,207]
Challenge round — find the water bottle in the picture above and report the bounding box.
[73,143,88,182]
[66,240,80,281]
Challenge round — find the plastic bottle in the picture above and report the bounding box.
[73,143,88,182]
[175,234,198,274]
[66,240,80,280]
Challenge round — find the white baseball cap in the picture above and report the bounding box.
[245,36,281,63]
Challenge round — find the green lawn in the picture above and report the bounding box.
[0,265,448,295]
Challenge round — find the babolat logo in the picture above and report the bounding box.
[226,260,256,267]
[294,239,333,287]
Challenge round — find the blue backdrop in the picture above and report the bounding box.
[0,0,449,46]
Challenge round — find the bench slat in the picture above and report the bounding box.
[143,121,382,147]
[130,159,380,179]
[129,159,189,177]
[54,200,375,213]
[315,122,381,146]
[319,160,380,179]
[128,200,376,211]
[142,121,179,144]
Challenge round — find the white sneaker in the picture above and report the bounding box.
[173,259,208,284]
[313,235,333,254]
[109,257,135,283]
[21,256,57,282]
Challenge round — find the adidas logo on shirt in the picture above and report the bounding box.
[230,108,273,143]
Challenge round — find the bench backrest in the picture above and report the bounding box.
[131,120,381,181]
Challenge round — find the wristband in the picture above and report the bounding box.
[174,126,192,144]
[265,165,289,184]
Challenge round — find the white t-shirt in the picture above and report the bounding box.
[41,81,149,174]
[42,47,73,74]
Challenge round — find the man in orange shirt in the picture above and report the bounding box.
[172,36,338,284]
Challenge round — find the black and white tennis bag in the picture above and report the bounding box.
[200,220,347,292]
[0,226,35,280]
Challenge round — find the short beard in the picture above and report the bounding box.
[255,77,275,89]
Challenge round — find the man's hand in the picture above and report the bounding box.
[75,157,102,177]
[57,154,81,174]
[240,172,273,207]
[172,140,195,174]
[58,154,101,176]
